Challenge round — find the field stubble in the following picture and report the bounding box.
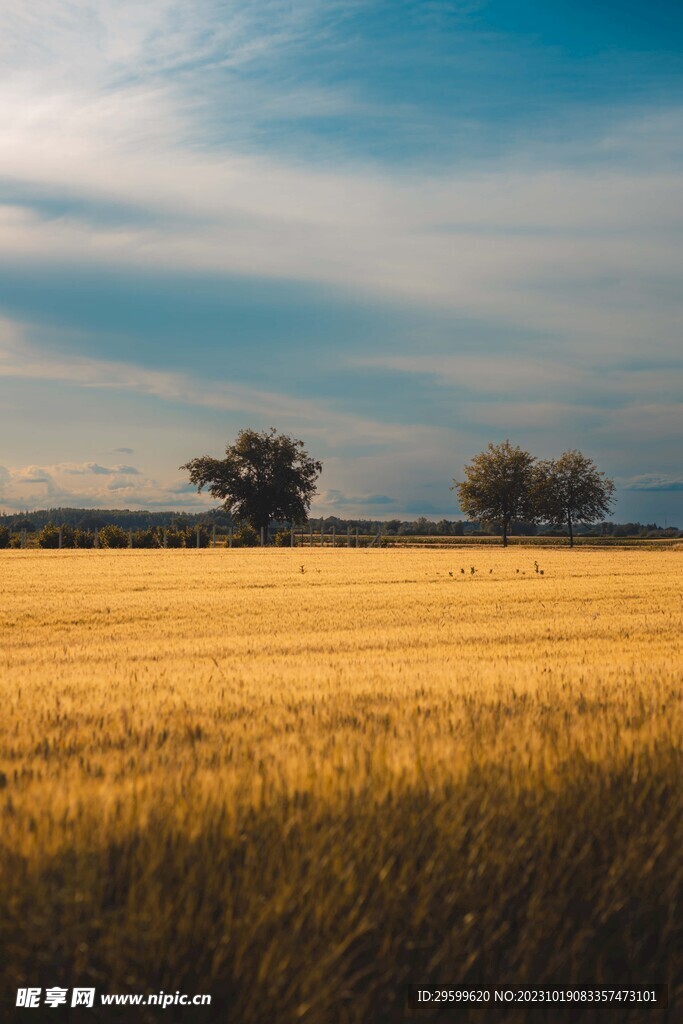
[0,548,682,1023]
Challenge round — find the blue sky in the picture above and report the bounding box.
[0,0,681,521]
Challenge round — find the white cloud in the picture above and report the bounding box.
[57,461,141,475]
[618,474,683,492]
[0,459,214,512]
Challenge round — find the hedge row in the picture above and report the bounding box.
[0,523,261,549]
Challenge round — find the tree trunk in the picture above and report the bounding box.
[568,512,574,548]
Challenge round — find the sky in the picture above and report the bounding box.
[0,0,681,522]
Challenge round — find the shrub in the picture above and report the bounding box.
[183,526,211,548]
[164,528,186,548]
[274,529,291,547]
[0,526,10,549]
[37,523,75,548]
[9,535,21,549]
[98,525,129,549]
[37,524,59,549]
[74,529,95,549]
[232,524,259,548]
[132,529,160,549]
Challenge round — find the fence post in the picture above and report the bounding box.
[356,527,359,548]
[196,525,200,549]
[347,525,351,548]
[309,523,313,546]
[21,528,26,549]
[291,525,294,547]
[93,529,99,550]
[260,527,264,547]
[128,529,133,549]
[58,526,63,550]
[163,527,168,548]
[229,527,233,548]
[212,525,216,548]
[332,525,336,548]
[320,520,324,547]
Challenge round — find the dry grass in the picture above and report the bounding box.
[1,548,682,1022]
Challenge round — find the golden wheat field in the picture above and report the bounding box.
[1,547,682,1023]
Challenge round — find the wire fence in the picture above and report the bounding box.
[3,524,681,551]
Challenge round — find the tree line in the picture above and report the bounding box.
[184,429,617,547]
[1,429,676,549]
[2,514,676,551]
[0,522,267,550]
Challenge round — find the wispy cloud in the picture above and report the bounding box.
[0,322,452,449]
[58,461,140,475]
[1,0,682,356]
[318,489,397,511]
[618,474,683,493]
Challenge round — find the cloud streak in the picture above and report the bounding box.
[618,474,683,493]
[58,462,140,475]
[0,321,454,451]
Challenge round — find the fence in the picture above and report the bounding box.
[2,521,387,550]
[7,523,673,551]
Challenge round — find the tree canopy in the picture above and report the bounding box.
[533,450,615,546]
[181,428,322,533]
[452,440,536,546]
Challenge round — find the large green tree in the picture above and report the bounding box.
[534,450,615,547]
[452,440,536,546]
[181,428,322,534]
